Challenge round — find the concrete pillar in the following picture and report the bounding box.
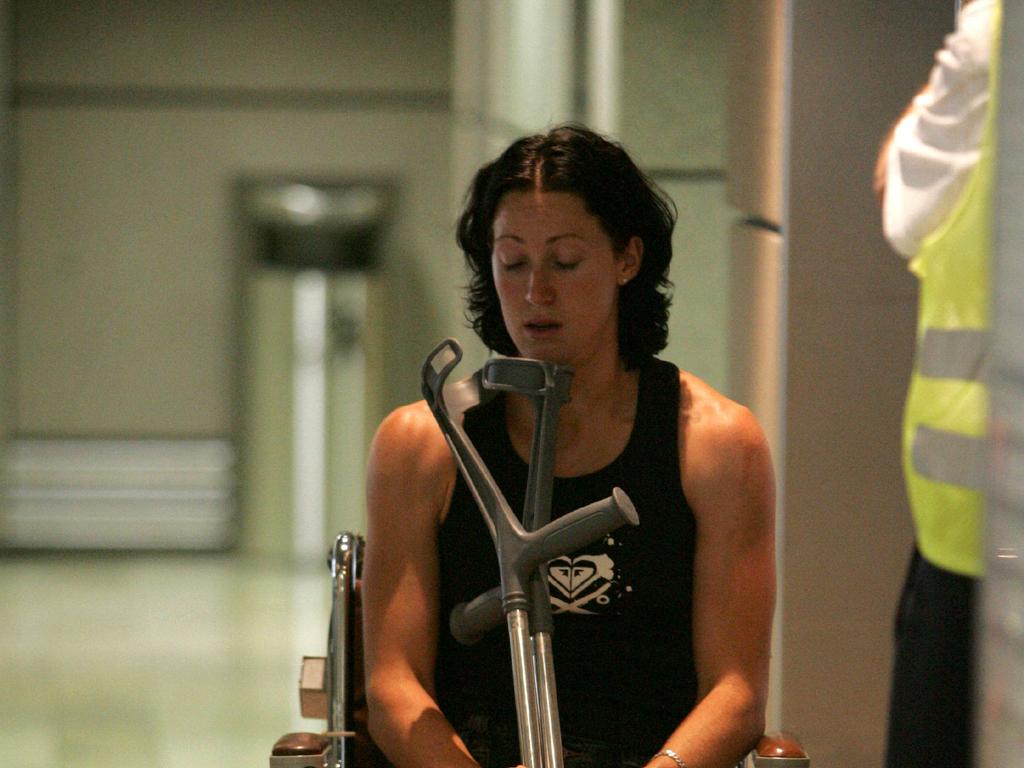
[450,0,578,367]
[981,1,1024,762]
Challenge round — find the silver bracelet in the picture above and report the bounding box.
[653,748,688,768]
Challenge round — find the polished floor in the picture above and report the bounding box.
[0,552,333,768]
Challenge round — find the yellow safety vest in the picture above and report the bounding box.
[902,2,1001,578]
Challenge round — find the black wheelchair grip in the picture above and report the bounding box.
[450,586,504,646]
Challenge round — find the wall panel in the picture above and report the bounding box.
[7,1,455,551]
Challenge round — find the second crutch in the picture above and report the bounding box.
[421,338,639,768]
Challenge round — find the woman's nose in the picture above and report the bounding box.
[526,268,555,305]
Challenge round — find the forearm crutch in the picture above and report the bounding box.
[421,339,639,768]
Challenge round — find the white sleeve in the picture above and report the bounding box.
[882,0,995,258]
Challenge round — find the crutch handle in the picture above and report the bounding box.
[521,488,637,567]
[450,488,638,645]
[450,586,504,646]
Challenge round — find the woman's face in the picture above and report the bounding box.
[491,189,641,368]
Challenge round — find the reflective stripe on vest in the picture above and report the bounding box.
[917,328,991,381]
[912,425,986,490]
[912,328,991,490]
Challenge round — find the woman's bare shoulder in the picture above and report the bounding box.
[676,369,772,497]
[368,401,457,517]
[677,370,763,437]
[366,399,450,473]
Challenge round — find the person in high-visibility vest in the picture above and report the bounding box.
[874,1,1000,766]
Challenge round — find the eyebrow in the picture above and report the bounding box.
[493,233,586,245]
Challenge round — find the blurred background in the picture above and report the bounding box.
[0,1,1005,767]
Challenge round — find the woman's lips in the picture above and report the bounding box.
[523,320,561,338]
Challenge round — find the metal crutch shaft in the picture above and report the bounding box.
[508,607,544,768]
[533,622,563,768]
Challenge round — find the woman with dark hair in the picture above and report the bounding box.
[458,124,675,370]
[363,125,775,768]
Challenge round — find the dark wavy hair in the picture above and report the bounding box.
[456,124,676,370]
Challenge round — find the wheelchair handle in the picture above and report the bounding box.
[753,731,810,767]
[327,532,362,768]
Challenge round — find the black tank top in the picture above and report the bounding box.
[435,358,698,754]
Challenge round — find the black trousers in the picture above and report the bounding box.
[885,548,977,768]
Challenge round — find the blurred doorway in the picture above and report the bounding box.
[239,180,390,561]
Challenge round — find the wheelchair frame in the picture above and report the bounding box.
[270,338,809,768]
[269,528,808,768]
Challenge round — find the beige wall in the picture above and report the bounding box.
[16,107,453,432]
[10,0,455,553]
[14,3,448,93]
[0,0,12,453]
[622,0,731,392]
[622,0,725,171]
[13,0,454,437]
[780,3,954,765]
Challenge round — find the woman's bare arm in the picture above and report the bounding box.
[646,374,776,768]
[362,402,480,768]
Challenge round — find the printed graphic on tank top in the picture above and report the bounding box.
[548,539,628,614]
